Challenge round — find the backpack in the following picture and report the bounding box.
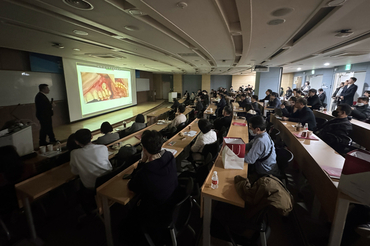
[117,144,137,159]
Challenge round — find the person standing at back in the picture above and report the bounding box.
[35,84,57,146]
[282,97,316,130]
[340,77,358,106]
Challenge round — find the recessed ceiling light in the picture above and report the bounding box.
[128,9,146,16]
[267,19,286,25]
[271,8,294,17]
[73,48,80,51]
[327,0,347,7]
[124,25,139,31]
[324,63,330,66]
[297,68,302,71]
[52,43,64,49]
[73,30,88,35]
[63,0,93,10]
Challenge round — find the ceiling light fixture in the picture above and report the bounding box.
[124,25,139,31]
[176,2,188,9]
[128,9,146,16]
[73,48,81,51]
[63,0,93,10]
[324,62,330,66]
[267,19,286,25]
[326,0,347,7]
[271,8,294,17]
[335,29,354,38]
[297,68,302,71]
[73,30,88,35]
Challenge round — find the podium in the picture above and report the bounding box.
[168,92,177,102]
[0,126,34,156]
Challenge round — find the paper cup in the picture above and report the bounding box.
[40,146,46,154]
[301,131,307,138]
[47,144,53,152]
[307,131,312,138]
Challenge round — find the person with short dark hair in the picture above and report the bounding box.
[307,89,322,110]
[70,129,112,189]
[216,93,226,117]
[340,77,358,105]
[267,92,281,109]
[126,114,146,134]
[316,104,352,153]
[285,87,292,99]
[281,97,298,117]
[282,98,316,130]
[364,91,370,98]
[35,83,57,146]
[128,130,178,210]
[351,97,370,121]
[245,116,279,176]
[318,88,326,105]
[259,89,272,102]
[95,121,120,145]
[191,119,217,160]
[171,98,180,112]
[213,106,233,131]
[168,104,186,129]
[332,81,346,111]
[251,95,261,115]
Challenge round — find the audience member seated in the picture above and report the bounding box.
[128,130,178,211]
[350,96,370,121]
[168,104,187,129]
[213,106,233,132]
[301,81,311,95]
[364,90,370,98]
[293,89,304,98]
[267,92,281,109]
[318,88,326,105]
[245,116,280,177]
[282,97,317,130]
[190,119,217,161]
[259,89,272,102]
[285,87,292,99]
[190,97,203,118]
[281,96,298,117]
[126,114,146,135]
[315,104,352,153]
[70,129,113,190]
[190,92,195,101]
[251,95,261,115]
[238,94,251,109]
[171,98,180,112]
[95,122,120,145]
[54,133,80,165]
[307,89,322,110]
[216,94,226,117]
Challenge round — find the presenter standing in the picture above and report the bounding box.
[35,84,57,146]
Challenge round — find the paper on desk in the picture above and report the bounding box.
[162,148,178,156]
[184,131,197,137]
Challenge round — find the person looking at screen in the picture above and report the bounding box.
[213,106,233,131]
[190,119,217,160]
[171,98,180,112]
[259,89,272,102]
[126,114,146,134]
[363,90,370,98]
[281,97,298,117]
[282,97,316,130]
[307,89,322,110]
[340,77,358,105]
[95,122,120,145]
[35,83,57,146]
[301,81,311,95]
[70,129,112,190]
[267,92,281,109]
[168,104,186,128]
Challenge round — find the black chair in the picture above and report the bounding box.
[176,122,187,133]
[315,117,328,130]
[142,177,195,246]
[276,148,294,185]
[188,109,195,122]
[168,110,176,120]
[217,126,228,146]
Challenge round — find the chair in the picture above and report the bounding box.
[176,122,187,133]
[315,117,328,129]
[217,126,228,146]
[276,148,294,185]
[168,110,176,120]
[188,109,195,122]
[142,177,195,246]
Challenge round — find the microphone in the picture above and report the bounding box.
[51,98,54,103]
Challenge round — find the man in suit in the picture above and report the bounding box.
[35,84,57,146]
[282,97,316,130]
[351,97,370,121]
[307,89,322,110]
[340,77,358,105]
[318,88,326,106]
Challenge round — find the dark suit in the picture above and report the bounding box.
[341,84,358,105]
[287,106,317,130]
[35,92,56,145]
[307,95,322,110]
[318,93,326,104]
[351,105,370,121]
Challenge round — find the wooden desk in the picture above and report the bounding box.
[201,118,249,246]
[146,108,171,125]
[178,98,186,104]
[313,110,370,150]
[263,107,275,117]
[97,119,200,246]
[271,115,345,221]
[204,104,217,116]
[15,163,76,242]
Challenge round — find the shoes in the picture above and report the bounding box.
[356,223,370,238]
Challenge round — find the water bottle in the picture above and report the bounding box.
[56,141,61,152]
[304,123,308,131]
[211,171,219,189]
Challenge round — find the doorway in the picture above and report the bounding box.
[163,82,170,99]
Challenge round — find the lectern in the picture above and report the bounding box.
[0,126,34,156]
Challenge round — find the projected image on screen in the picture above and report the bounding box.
[81,72,129,103]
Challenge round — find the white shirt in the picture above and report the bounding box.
[191,130,217,153]
[168,114,186,128]
[70,143,112,189]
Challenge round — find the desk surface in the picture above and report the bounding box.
[204,104,217,115]
[201,118,249,208]
[232,102,246,112]
[146,107,171,117]
[163,118,200,151]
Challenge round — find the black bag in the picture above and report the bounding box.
[117,144,137,159]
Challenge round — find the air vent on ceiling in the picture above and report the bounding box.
[177,53,198,57]
[63,0,93,10]
[269,48,286,60]
[85,53,125,59]
[105,0,135,11]
[328,52,369,57]
[320,31,370,54]
[253,65,269,72]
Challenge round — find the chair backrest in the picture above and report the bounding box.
[202,141,219,161]
[315,117,328,129]
[195,153,213,186]
[176,122,187,132]
[94,163,128,192]
[276,148,294,172]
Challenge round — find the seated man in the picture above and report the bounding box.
[267,92,281,109]
[168,104,187,129]
[190,119,217,160]
[128,130,178,211]
[282,97,317,130]
[316,104,352,153]
[259,89,272,102]
[95,121,120,145]
[245,116,280,177]
[215,94,226,117]
[213,106,233,132]
[126,114,146,135]
[251,95,261,115]
[351,97,370,121]
[170,98,180,112]
[364,90,370,98]
[70,129,112,189]
[307,89,322,110]
[238,94,250,109]
[281,96,298,117]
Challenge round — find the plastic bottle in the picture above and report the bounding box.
[56,141,61,152]
[211,171,219,189]
[304,123,308,131]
